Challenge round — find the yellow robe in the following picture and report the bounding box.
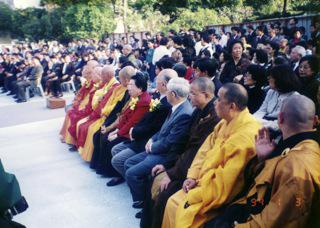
[236,139,320,228]
[78,85,127,161]
[162,109,261,228]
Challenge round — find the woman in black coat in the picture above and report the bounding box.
[243,64,266,113]
[298,55,320,115]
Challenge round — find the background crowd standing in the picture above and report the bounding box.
[1,17,320,228]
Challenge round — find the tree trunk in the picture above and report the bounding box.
[283,0,287,16]
[122,0,127,33]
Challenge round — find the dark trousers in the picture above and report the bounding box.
[4,76,17,92]
[140,179,183,228]
[50,79,62,96]
[90,130,127,177]
[16,80,30,100]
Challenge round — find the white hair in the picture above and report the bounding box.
[123,44,133,52]
[292,45,306,57]
[167,77,190,98]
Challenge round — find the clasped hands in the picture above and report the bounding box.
[107,129,118,142]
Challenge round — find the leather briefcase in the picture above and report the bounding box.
[46,97,66,109]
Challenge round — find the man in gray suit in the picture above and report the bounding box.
[124,77,193,208]
[16,57,43,102]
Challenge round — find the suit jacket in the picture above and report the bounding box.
[117,91,151,138]
[151,100,193,161]
[62,63,75,77]
[128,97,171,152]
[166,98,220,180]
[254,34,269,48]
[29,65,44,81]
[246,32,256,47]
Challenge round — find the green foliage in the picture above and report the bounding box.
[40,0,109,7]
[125,4,170,33]
[62,4,116,40]
[0,3,13,32]
[167,8,231,31]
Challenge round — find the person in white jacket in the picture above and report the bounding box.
[152,37,170,65]
[254,64,300,131]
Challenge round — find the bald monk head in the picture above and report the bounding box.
[279,94,317,139]
[119,66,136,87]
[81,66,91,80]
[101,65,115,84]
[91,66,102,83]
[87,60,99,67]
[156,69,178,95]
[215,83,248,122]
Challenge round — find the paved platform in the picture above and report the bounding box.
[0,95,139,228]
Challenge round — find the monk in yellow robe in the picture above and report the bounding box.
[162,83,261,228]
[78,66,136,161]
[59,61,100,143]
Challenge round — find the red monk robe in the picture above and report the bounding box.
[67,83,103,144]
[77,82,120,147]
[59,81,94,141]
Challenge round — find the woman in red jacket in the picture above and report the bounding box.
[95,72,151,180]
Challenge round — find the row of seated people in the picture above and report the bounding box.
[59,59,319,227]
[0,53,78,102]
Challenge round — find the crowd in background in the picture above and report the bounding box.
[1,17,320,228]
[0,17,319,103]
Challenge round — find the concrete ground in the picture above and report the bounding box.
[0,92,140,228]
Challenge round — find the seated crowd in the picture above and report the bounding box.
[2,18,320,227]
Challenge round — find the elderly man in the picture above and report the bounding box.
[15,57,43,102]
[107,69,177,186]
[140,77,221,226]
[90,66,135,173]
[124,77,193,209]
[76,65,120,161]
[290,45,306,75]
[162,83,261,228]
[122,44,138,68]
[205,94,320,228]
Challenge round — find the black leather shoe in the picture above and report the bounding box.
[135,211,142,219]
[132,201,144,209]
[13,95,18,99]
[68,146,78,152]
[15,99,27,103]
[7,92,14,96]
[106,177,125,187]
[29,93,35,98]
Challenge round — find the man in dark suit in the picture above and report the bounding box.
[246,25,256,47]
[254,25,269,48]
[140,77,220,226]
[195,58,221,96]
[227,27,241,48]
[61,55,75,83]
[108,69,177,186]
[124,77,193,209]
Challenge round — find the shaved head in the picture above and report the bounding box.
[101,65,115,83]
[280,94,316,131]
[92,66,102,83]
[87,60,99,67]
[221,83,248,110]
